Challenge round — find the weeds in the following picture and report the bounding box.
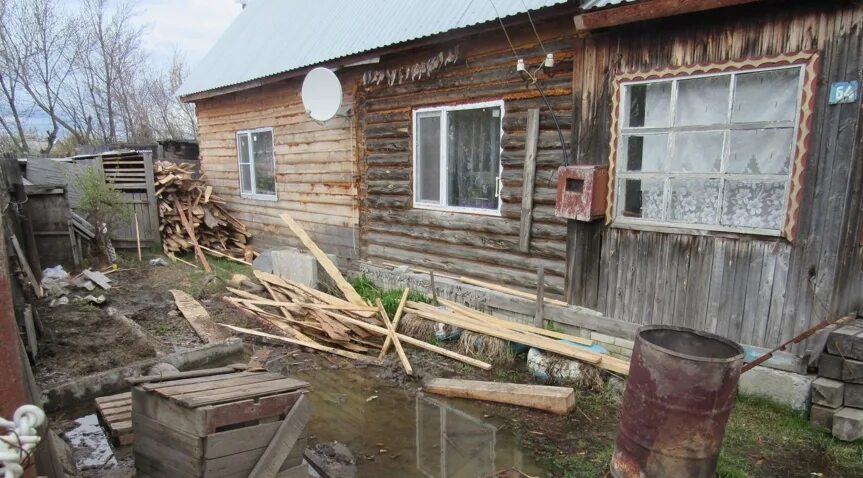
[351,275,431,317]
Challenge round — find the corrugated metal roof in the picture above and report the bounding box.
[178,0,570,98]
[580,0,637,10]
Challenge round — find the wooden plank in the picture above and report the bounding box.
[132,386,210,437]
[321,311,492,370]
[81,269,112,290]
[457,276,568,307]
[406,302,629,375]
[128,365,247,385]
[219,323,379,363]
[249,394,311,478]
[174,198,213,273]
[10,234,43,297]
[156,374,285,398]
[134,213,142,261]
[233,297,376,312]
[378,288,409,359]
[573,0,762,31]
[203,391,303,432]
[200,245,252,265]
[424,378,575,414]
[279,212,365,306]
[178,377,308,408]
[437,298,593,346]
[171,289,231,343]
[519,108,540,252]
[376,298,412,376]
[534,265,545,328]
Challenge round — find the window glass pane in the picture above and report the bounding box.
[625,82,671,128]
[252,130,275,196]
[669,178,720,224]
[675,76,730,126]
[669,131,723,172]
[238,133,250,164]
[621,134,668,172]
[733,68,800,123]
[417,113,441,203]
[728,129,794,174]
[619,178,664,219]
[446,106,501,210]
[239,164,252,193]
[721,180,786,230]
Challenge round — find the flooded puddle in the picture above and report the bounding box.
[292,368,546,478]
[64,414,118,471]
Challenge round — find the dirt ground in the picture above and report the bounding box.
[31,252,863,478]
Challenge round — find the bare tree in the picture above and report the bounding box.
[0,0,31,152]
[138,50,197,141]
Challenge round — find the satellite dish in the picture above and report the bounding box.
[301,67,342,121]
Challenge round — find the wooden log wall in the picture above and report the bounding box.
[357,22,575,296]
[194,75,360,263]
[566,0,863,351]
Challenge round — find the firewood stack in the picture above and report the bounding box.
[154,161,251,260]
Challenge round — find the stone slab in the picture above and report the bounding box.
[738,366,815,411]
[812,377,845,408]
[810,404,839,432]
[833,407,863,442]
[826,325,863,356]
[846,383,863,408]
[819,353,844,380]
[843,358,863,384]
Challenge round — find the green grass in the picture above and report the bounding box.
[351,275,431,317]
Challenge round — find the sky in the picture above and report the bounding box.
[130,0,243,68]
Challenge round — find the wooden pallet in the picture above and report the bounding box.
[132,371,311,478]
[95,392,134,446]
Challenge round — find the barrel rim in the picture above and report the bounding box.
[636,325,744,364]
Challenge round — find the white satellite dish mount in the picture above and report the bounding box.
[301,67,342,122]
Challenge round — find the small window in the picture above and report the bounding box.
[236,128,276,199]
[613,65,806,235]
[413,101,503,214]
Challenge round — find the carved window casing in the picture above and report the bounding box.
[607,52,819,239]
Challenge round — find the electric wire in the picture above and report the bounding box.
[520,0,547,55]
[487,0,520,60]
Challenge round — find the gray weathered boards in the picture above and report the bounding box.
[132,371,310,478]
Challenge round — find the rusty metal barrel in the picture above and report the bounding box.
[611,325,744,478]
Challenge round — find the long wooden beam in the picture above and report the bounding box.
[573,0,764,31]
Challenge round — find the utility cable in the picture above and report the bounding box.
[520,0,547,55]
[488,0,520,60]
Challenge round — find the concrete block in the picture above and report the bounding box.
[819,353,844,380]
[810,404,839,432]
[590,332,617,345]
[833,407,863,442]
[252,250,273,274]
[738,366,815,411]
[812,377,845,408]
[613,337,635,349]
[271,248,317,287]
[843,358,863,383]
[846,383,863,408]
[826,325,863,356]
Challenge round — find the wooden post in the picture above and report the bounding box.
[173,198,212,273]
[379,288,410,359]
[68,220,80,267]
[534,265,545,328]
[430,271,439,306]
[134,213,142,261]
[248,394,310,478]
[519,108,540,253]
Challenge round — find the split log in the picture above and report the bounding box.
[423,378,575,414]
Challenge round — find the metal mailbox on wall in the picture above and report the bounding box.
[554,165,608,221]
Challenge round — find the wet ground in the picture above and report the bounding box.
[32,254,863,477]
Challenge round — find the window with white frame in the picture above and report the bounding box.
[236,128,276,199]
[413,101,503,214]
[614,65,805,235]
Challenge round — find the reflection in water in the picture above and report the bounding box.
[292,368,543,478]
[416,393,495,478]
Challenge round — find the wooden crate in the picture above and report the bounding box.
[132,371,310,478]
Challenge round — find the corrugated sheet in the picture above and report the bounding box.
[178,0,569,97]
[580,0,637,10]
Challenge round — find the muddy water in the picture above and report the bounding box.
[292,368,547,478]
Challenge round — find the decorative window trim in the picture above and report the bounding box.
[411,100,504,216]
[605,51,820,240]
[236,127,278,201]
